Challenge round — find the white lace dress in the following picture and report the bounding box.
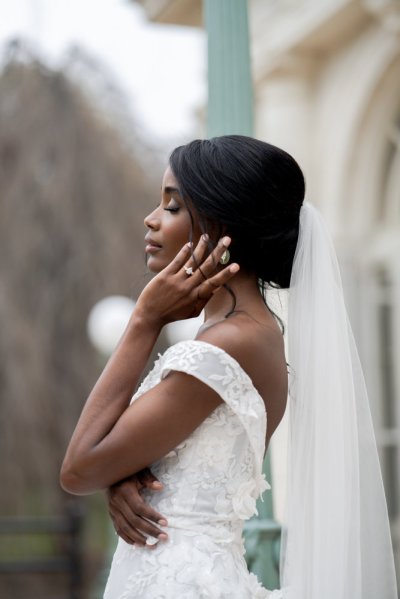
[104,339,280,598]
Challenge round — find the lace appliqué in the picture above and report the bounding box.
[104,340,273,599]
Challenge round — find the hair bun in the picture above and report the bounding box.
[169,135,305,289]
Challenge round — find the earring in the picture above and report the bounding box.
[220,249,230,265]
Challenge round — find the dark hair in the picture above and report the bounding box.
[169,136,305,293]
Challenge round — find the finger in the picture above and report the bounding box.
[114,509,165,541]
[120,527,146,546]
[129,513,169,541]
[111,494,167,536]
[197,263,240,301]
[137,468,163,490]
[183,234,210,274]
[115,495,167,538]
[120,487,166,525]
[112,510,165,547]
[137,501,168,528]
[115,528,135,545]
[119,480,166,526]
[164,241,192,274]
[196,236,231,279]
[111,513,147,546]
[108,478,165,522]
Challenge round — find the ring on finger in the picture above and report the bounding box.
[184,266,194,276]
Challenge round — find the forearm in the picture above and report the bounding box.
[60,236,236,495]
[61,313,161,492]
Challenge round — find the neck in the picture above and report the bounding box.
[204,269,262,324]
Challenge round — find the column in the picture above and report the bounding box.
[204,0,253,136]
[204,0,280,588]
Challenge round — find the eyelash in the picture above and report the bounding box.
[164,206,180,213]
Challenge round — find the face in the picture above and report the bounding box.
[144,166,200,273]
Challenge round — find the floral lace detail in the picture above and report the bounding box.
[105,340,273,598]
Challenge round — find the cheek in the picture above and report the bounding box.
[166,217,192,250]
[147,218,192,273]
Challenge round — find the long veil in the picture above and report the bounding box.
[279,202,397,598]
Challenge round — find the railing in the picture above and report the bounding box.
[244,453,281,589]
[0,503,84,599]
[245,517,281,587]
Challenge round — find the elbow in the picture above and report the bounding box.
[59,467,84,495]
[60,459,98,496]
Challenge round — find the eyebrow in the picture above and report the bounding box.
[163,185,182,196]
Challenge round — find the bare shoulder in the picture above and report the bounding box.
[197,314,288,444]
[196,313,284,376]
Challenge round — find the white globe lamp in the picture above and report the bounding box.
[87,295,136,356]
[165,313,204,345]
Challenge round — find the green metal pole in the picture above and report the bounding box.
[204,0,253,136]
[204,0,280,589]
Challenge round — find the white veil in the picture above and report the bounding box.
[280,202,397,598]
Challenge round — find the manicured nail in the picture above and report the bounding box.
[230,264,240,273]
[222,236,231,247]
[158,533,168,541]
[152,481,163,489]
[202,233,209,242]
[158,519,168,526]
[187,241,193,248]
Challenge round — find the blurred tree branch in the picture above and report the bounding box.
[0,42,161,516]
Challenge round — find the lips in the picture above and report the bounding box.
[145,236,162,253]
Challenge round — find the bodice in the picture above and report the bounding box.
[104,340,276,599]
[132,340,270,545]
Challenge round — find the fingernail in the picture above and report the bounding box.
[222,236,231,247]
[187,241,193,248]
[230,264,240,273]
[152,481,163,489]
[202,233,209,242]
[158,519,168,526]
[158,533,168,541]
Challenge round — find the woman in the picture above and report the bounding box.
[61,136,397,598]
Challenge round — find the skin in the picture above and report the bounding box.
[61,166,288,548]
[143,167,202,275]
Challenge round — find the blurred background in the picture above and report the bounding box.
[0,0,399,597]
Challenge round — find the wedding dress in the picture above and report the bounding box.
[104,203,397,598]
[104,339,277,599]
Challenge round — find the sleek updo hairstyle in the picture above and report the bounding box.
[169,135,305,290]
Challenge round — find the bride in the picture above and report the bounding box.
[61,136,397,598]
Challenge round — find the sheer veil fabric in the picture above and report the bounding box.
[280,202,397,598]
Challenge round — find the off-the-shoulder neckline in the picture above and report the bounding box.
[163,338,266,413]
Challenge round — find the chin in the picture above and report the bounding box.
[146,256,165,273]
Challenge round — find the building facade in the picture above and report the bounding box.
[137,0,400,587]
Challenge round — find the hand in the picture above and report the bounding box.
[133,235,239,328]
[107,469,168,547]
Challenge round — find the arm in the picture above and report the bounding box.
[60,310,159,494]
[62,365,223,494]
[60,236,238,495]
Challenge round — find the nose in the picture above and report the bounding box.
[144,207,160,230]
